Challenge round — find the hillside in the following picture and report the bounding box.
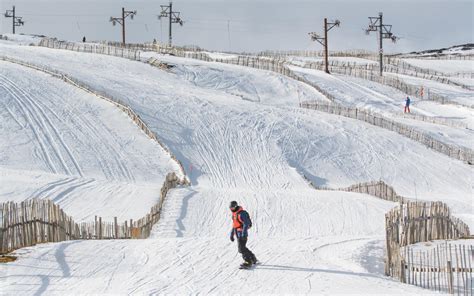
[0,37,472,294]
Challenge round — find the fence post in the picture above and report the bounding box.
[447,260,454,294]
[400,258,406,283]
[114,216,118,239]
[94,215,98,239]
[99,217,102,239]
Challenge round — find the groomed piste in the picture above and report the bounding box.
[0,35,472,294]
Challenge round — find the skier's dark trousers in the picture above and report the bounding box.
[229,201,257,266]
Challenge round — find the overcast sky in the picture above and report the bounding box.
[1,0,472,53]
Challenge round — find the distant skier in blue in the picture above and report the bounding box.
[404,96,411,113]
[229,201,258,269]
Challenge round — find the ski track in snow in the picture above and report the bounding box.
[0,60,180,220]
[0,74,77,176]
[0,42,471,294]
[2,237,436,295]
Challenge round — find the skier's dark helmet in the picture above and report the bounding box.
[229,201,238,211]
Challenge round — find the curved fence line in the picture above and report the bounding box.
[322,60,472,90]
[38,38,141,61]
[256,49,377,59]
[0,55,189,184]
[385,201,471,294]
[0,172,184,254]
[303,62,473,107]
[311,178,472,294]
[301,59,473,90]
[386,58,474,80]
[143,48,473,164]
[396,113,468,130]
[300,101,473,164]
[313,180,405,203]
[32,41,473,163]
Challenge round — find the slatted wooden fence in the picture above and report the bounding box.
[340,181,406,203]
[38,39,141,61]
[302,59,473,89]
[400,242,473,295]
[315,180,405,203]
[302,62,473,107]
[300,101,473,164]
[256,49,376,58]
[385,201,471,294]
[0,173,182,254]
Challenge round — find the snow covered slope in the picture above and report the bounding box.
[403,59,474,75]
[142,51,328,106]
[386,73,474,107]
[0,43,471,218]
[1,40,471,294]
[0,33,44,45]
[3,234,436,295]
[290,66,474,149]
[0,60,180,220]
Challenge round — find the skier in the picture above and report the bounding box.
[229,201,258,269]
[82,36,86,43]
[404,96,411,113]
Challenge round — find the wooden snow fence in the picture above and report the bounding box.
[38,38,141,61]
[303,61,473,108]
[300,101,473,164]
[303,62,474,108]
[340,181,405,203]
[385,202,472,294]
[256,49,376,59]
[0,173,182,254]
[400,242,473,295]
[316,180,405,203]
